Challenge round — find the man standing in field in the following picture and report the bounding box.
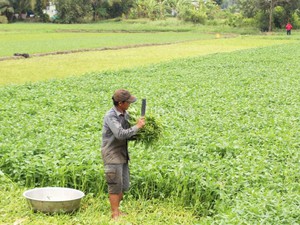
[286,22,293,35]
[101,89,145,220]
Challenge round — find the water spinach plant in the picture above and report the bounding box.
[1,42,300,224]
[128,106,162,148]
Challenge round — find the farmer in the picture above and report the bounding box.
[286,22,293,35]
[101,89,145,220]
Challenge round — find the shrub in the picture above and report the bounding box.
[242,18,256,27]
[291,11,300,29]
[225,13,243,27]
[56,0,93,23]
[273,6,285,28]
[179,8,207,24]
[98,7,109,19]
[206,19,221,26]
[41,13,50,22]
[205,0,223,20]
[0,15,8,24]
[127,8,138,19]
[254,11,270,32]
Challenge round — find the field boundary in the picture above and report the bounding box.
[0,34,237,62]
[0,42,174,61]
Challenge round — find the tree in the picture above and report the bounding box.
[106,0,134,18]
[9,0,31,14]
[79,0,135,21]
[90,0,109,20]
[168,0,192,18]
[34,0,44,18]
[129,0,169,20]
[205,0,222,20]
[145,0,165,20]
[0,0,14,22]
[238,0,300,31]
[34,0,51,22]
[56,0,93,23]
[268,0,276,31]
[221,0,238,9]
[214,0,223,5]
[273,5,285,28]
[174,0,208,24]
[144,0,161,20]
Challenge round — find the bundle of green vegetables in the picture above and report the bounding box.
[128,108,162,147]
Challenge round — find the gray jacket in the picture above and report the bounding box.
[101,107,138,164]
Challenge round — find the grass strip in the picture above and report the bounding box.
[0,36,293,85]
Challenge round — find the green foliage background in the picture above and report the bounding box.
[2,0,300,29]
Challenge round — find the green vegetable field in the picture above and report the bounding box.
[1,22,300,224]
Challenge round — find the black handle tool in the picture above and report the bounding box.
[141,99,146,116]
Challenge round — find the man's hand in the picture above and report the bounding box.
[136,117,145,129]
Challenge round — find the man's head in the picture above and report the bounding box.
[112,89,137,107]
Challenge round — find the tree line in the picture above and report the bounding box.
[1,0,300,31]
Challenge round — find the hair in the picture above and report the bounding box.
[112,97,119,106]
[112,97,126,106]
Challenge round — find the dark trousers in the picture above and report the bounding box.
[287,30,291,35]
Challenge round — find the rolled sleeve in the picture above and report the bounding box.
[106,116,138,140]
